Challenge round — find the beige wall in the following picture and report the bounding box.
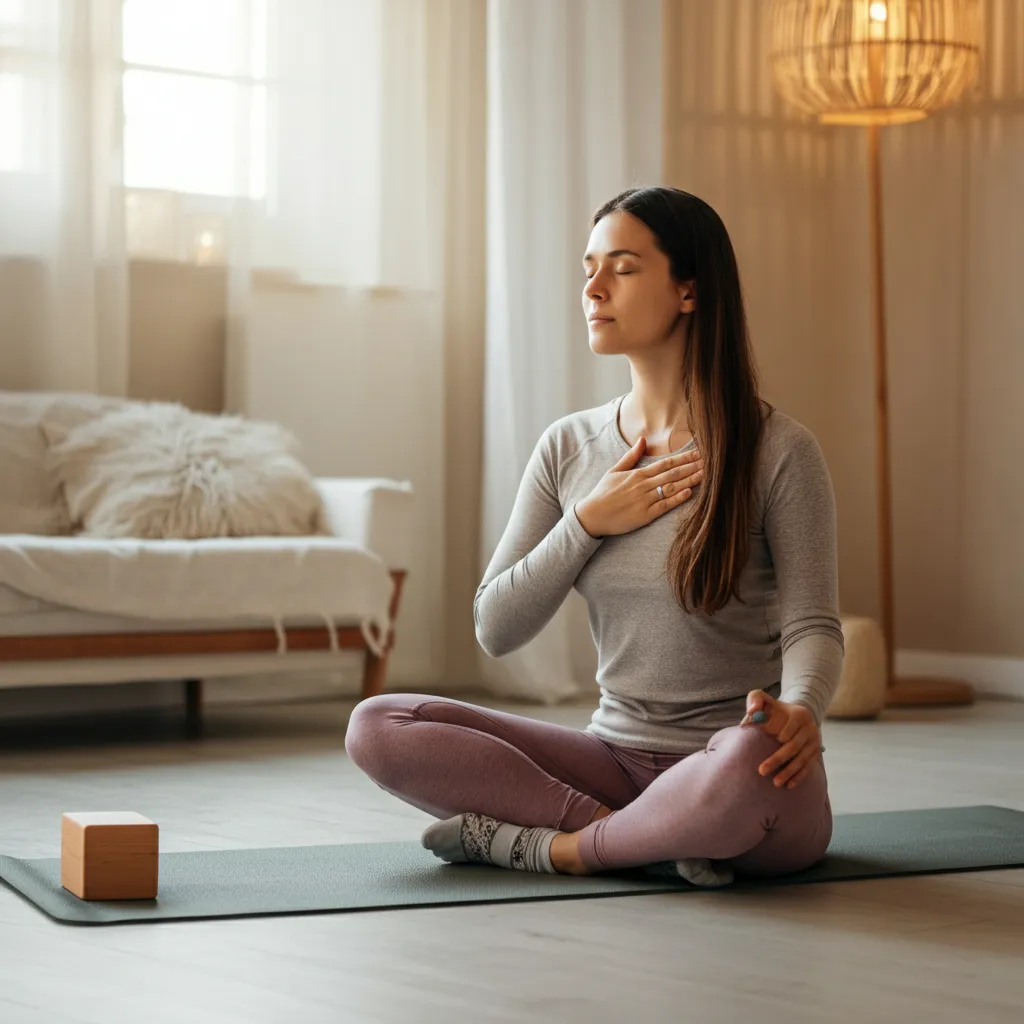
[0,259,48,390]
[127,261,227,414]
[0,258,226,414]
[663,0,1024,659]
[819,21,1024,660]
[834,109,1024,658]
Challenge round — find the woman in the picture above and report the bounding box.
[346,186,843,887]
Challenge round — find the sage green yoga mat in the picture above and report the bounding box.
[2,805,1023,926]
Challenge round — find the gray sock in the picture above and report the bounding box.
[643,857,734,888]
[422,813,560,874]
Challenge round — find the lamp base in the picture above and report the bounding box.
[885,677,975,708]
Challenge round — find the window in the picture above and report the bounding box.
[122,0,267,198]
[0,71,27,173]
[122,0,269,261]
[0,0,40,174]
[0,0,435,286]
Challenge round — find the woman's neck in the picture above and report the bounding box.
[623,344,690,439]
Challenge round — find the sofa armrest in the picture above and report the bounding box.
[314,478,415,571]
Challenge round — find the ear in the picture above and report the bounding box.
[677,279,697,315]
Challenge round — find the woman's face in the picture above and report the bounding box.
[582,210,694,356]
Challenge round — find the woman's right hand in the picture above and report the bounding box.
[573,437,704,538]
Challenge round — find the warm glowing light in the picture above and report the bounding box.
[770,1,982,126]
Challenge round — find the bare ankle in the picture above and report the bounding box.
[549,832,591,875]
[549,807,608,875]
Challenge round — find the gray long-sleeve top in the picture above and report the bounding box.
[474,395,845,755]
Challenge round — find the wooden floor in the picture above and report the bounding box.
[1,692,1023,1024]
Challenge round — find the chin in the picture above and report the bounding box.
[588,327,627,355]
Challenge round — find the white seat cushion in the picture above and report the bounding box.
[0,535,394,654]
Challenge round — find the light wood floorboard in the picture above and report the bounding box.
[1,693,1022,1023]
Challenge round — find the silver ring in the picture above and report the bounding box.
[657,484,665,500]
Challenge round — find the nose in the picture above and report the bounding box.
[583,273,606,302]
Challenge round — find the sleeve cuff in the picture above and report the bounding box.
[565,502,605,556]
[779,687,826,727]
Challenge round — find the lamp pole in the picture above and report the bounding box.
[866,122,896,686]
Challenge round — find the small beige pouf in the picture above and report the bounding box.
[826,615,888,720]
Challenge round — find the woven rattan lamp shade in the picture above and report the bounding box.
[770,0,983,125]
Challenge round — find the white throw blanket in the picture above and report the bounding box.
[0,535,394,656]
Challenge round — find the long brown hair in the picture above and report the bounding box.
[593,186,771,615]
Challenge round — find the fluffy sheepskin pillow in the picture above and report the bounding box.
[42,402,328,539]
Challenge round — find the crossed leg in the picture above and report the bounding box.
[345,694,831,879]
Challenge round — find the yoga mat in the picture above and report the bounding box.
[2,805,1023,926]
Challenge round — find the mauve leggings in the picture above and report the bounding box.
[345,694,833,876]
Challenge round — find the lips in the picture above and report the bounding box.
[588,315,615,323]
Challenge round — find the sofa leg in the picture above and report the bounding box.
[361,650,389,701]
[184,678,203,738]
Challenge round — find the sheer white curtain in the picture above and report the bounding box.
[0,0,128,395]
[0,0,438,394]
[479,0,662,702]
[122,0,435,291]
[200,0,442,413]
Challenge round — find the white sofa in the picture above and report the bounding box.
[0,391,415,733]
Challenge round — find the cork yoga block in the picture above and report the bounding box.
[60,812,159,901]
[826,615,888,721]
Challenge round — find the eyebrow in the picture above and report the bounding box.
[582,249,643,263]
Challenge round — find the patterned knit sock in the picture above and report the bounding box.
[422,813,561,874]
[642,857,734,888]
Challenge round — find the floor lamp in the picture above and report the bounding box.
[769,0,983,707]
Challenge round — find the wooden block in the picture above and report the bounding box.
[61,812,159,901]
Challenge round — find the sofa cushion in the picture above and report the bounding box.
[42,401,328,539]
[0,391,125,535]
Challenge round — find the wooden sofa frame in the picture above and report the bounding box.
[0,570,407,737]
